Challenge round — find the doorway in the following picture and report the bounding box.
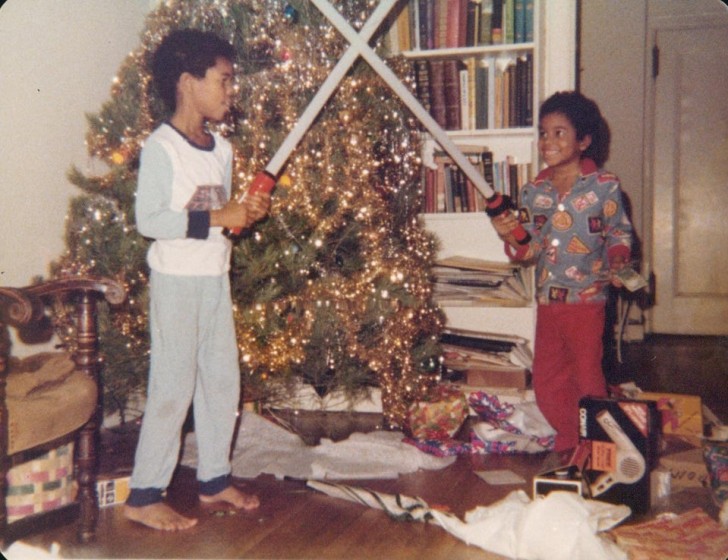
[648,18,728,334]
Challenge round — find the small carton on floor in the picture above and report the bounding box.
[96,475,131,507]
[659,447,709,489]
[578,397,661,515]
[533,442,590,499]
[533,464,586,498]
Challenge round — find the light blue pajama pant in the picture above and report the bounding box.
[128,271,240,502]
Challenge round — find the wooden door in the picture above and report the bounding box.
[649,22,728,334]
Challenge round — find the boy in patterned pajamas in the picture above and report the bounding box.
[490,91,634,452]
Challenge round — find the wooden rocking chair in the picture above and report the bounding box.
[0,276,125,547]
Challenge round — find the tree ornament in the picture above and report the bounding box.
[283,4,298,23]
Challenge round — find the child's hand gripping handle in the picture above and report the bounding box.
[225,171,276,237]
[485,193,531,244]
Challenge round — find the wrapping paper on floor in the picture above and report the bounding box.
[405,391,555,457]
[181,411,454,480]
[308,481,631,560]
[610,508,728,560]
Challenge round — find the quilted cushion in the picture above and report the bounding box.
[5,352,97,455]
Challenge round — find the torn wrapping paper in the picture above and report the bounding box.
[469,391,555,450]
[181,412,454,480]
[308,481,630,560]
[610,508,728,560]
[405,391,555,457]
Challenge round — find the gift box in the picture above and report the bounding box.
[637,392,703,441]
[703,438,728,507]
[578,396,660,514]
[96,475,131,507]
[406,384,468,440]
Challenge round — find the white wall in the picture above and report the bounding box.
[0,0,151,287]
[578,0,647,236]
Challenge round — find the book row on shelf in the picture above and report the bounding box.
[423,148,531,213]
[388,0,536,53]
[414,53,533,132]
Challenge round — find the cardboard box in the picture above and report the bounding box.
[579,397,660,514]
[465,368,530,390]
[659,447,709,489]
[637,392,703,441]
[96,475,131,507]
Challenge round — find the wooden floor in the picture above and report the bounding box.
[17,335,728,559]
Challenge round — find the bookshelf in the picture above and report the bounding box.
[389,0,576,353]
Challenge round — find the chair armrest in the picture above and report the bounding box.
[22,277,126,305]
[0,287,33,326]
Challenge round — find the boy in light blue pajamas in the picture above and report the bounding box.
[125,29,271,531]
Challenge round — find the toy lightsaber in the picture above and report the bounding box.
[227,0,398,236]
[310,0,531,244]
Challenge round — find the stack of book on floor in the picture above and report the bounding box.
[432,255,531,306]
[441,327,532,390]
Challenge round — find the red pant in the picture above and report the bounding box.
[532,303,607,451]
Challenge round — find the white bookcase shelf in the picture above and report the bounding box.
[408,0,577,350]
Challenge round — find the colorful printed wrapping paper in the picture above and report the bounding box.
[405,384,468,441]
[703,439,728,507]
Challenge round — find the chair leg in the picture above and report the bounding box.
[74,293,100,543]
[76,420,98,543]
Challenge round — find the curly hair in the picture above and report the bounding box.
[151,29,235,113]
[539,91,611,167]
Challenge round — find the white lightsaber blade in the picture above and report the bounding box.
[310,0,496,200]
[261,0,399,180]
[227,0,398,235]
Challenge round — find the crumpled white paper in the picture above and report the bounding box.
[2,541,62,559]
[308,481,630,560]
[432,490,629,560]
[181,412,455,480]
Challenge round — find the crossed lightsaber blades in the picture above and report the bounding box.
[230,0,529,243]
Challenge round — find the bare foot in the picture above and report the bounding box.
[199,485,260,511]
[124,502,198,531]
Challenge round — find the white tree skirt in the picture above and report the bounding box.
[181,411,455,480]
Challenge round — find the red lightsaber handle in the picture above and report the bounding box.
[226,170,277,237]
[485,193,531,245]
[247,170,277,195]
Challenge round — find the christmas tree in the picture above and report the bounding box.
[52,0,444,426]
